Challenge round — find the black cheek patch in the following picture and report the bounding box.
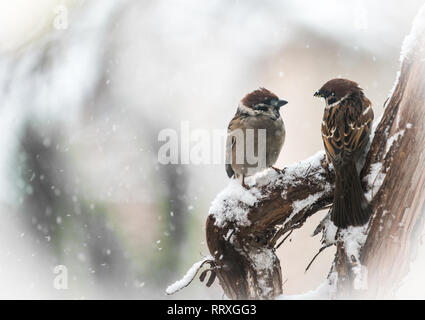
[328,97,337,105]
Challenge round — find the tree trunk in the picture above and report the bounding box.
[358,20,425,298]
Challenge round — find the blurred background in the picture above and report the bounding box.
[0,0,424,299]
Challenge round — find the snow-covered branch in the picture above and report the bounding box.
[165,256,214,295]
[210,151,334,241]
[205,151,335,299]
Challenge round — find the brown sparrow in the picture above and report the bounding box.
[225,88,288,187]
[314,78,374,228]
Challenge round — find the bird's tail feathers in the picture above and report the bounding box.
[331,160,371,228]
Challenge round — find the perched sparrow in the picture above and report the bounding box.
[314,79,374,228]
[225,88,288,187]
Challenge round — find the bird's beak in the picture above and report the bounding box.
[313,91,321,97]
[274,99,288,107]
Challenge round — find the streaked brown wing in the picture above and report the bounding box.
[342,98,373,156]
[322,97,373,163]
[321,105,342,160]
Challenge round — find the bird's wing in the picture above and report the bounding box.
[225,137,235,178]
[225,115,243,178]
[322,96,373,163]
[342,97,374,156]
[321,105,341,161]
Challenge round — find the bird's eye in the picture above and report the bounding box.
[263,98,272,105]
[254,105,269,112]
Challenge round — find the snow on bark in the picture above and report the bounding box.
[281,151,330,187]
[339,225,368,290]
[364,162,386,202]
[401,4,425,62]
[286,192,327,224]
[385,128,406,155]
[249,247,276,296]
[209,180,261,228]
[210,151,330,228]
[388,3,425,98]
[277,271,338,300]
[321,217,338,245]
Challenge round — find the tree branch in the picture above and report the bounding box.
[206,152,335,299]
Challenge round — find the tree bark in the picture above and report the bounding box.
[358,22,425,298]
[205,8,425,299]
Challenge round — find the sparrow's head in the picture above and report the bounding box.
[240,88,288,119]
[314,78,362,106]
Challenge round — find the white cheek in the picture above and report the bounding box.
[237,103,256,116]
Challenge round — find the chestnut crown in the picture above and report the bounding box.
[314,78,363,105]
[241,88,288,109]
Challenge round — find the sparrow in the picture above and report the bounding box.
[314,78,374,228]
[225,88,288,187]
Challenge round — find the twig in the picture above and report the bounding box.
[275,229,294,250]
[305,244,333,273]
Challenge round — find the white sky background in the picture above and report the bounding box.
[0,0,82,53]
[0,0,424,299]
[0,0,56,52]
[0,0,422,54]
